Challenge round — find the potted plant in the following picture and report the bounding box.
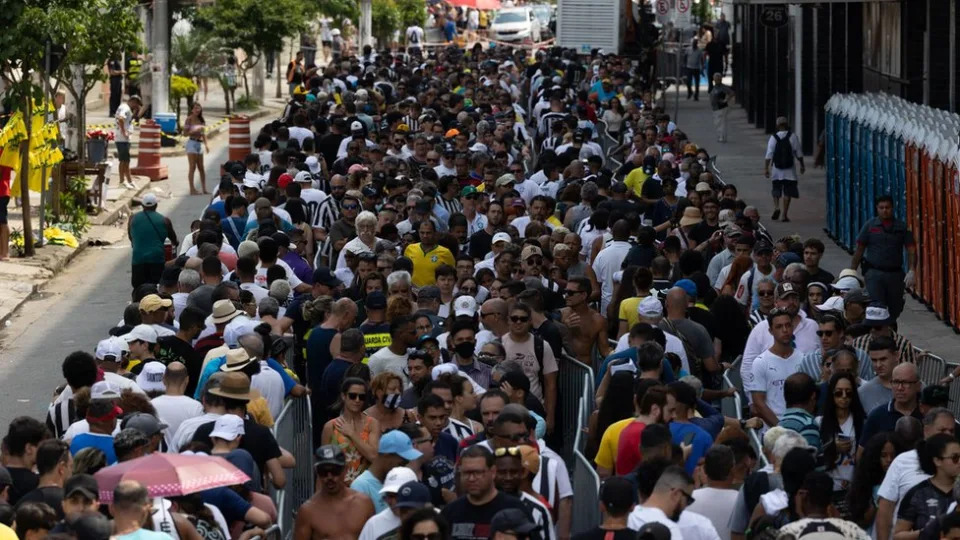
[85,129,114,163]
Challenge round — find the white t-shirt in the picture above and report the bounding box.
[750,348,803,424]
[679,510,722,540]
[405,26,425,45]
[688,487,739,540]
[288,126,313,147]
[741,313,819,394]
[765,130,802,181]
[614,332,690,374]
[255,259,302,289]
[734,264,775,309]
[359,508,401,540]
[299,188,328,227]
[252,362,286,419]
[511,216,554,238]
[151,395,204,451]
[115,104,133,143]
[628,506,684,539]
[61,420,121,442]
[171,412,222,453]
[877,449,930,538]
[368,348,410,387]
[240,282,270,305]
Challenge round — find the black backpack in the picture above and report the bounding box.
[772,131,795,169]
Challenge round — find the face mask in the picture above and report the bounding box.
[454,341,476,359]
[698,159,708,167]
[382,393,402,409]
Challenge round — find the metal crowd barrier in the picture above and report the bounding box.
[558,354,595,466]
[917,350,947,387]
[269,397,314,540]
[722,361,769,470]
[248,524,282,540]
[571,357,601,534]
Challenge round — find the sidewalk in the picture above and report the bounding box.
[671,79,959,357]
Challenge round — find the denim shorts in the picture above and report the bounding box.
[186,139,203,154]
[115,142,130,162]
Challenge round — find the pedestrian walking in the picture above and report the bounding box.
[128,193,177,288]
[764,116,804,222]
[286,50,304,97]
[183,102,210,196]
[851,195,917,321]
[685,39,704,101]
[709,73,735,143]
[114,95,141,190]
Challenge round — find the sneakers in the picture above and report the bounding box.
[122,180,136,190]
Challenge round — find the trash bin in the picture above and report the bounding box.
[153,112,177,134]
[86,139,107,163]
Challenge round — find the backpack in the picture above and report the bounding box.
[661,318,704,379]
[772,131,795,169]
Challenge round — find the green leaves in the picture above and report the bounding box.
[197,0,309,57]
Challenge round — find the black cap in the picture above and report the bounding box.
[64,473,100,500]
[313,267,342,288]
[921,385,951,407]
[315,444,346,467]
[120,413,167,437]
[637,522,672,540]
[362,185,379,198]
[490,508,539,535]
[159,266,181,288]
[754,240,774,254]
[0,466,11,487]
[366,291,387,310]
[228,162,245,179]
[599,476,636,515]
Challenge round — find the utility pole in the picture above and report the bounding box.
[151,0,169,117]
[360,0,372,49]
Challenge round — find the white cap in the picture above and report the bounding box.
[379,467,418,494]
[834,276,861,291]
[816,295,845,313]
[431,363,459,380]
[294,171,313,184]
[95,338,123,361]
[141,193,158,207]
[91,381,121,400]
[492,232,511,245]
[135,361,167,393]
[242,177,262,191]
[331,28,341,36]
[350,120,364,132]
[122,324,158,344]
[453,295,478,317]
[637,296,664,318]
[305,156,321,174]
[356,89,369,101]
[210,414,245,441]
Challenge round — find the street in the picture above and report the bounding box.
[0,115,274,430]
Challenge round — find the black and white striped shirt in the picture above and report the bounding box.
[46,394,77,439]
[437,196,463,217]
[538,112,568,139]
[520,492,556,540]
[314,196,342,266]
[442,418,474,442]
[402,115,420,133]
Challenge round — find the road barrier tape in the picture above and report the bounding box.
[421,37,555,52]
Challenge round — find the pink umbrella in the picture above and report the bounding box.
[94,453,250,502]
[447,0,501,10]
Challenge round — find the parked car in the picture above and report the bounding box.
[490,7,542,43]
[530,5,556,38]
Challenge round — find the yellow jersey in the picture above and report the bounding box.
[404,243,455,287]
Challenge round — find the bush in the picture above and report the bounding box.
[372,0,401,46]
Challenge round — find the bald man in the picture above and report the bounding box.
[152,361,204,450]
[658,288,718,377]
[477,298,509,352]
[860,362,923,451]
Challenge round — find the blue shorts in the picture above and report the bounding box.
[186,139,203,154]
[116,141,131,162]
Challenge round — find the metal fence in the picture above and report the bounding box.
[722,362,769,470]
[572,370,601,534]
[269,397,314,539]
[558,355,595,465]
[248,524,282,540]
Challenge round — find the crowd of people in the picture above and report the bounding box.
[0,19,935,540]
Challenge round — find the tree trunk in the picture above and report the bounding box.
[275,39,283,99]
[20,94,34,257]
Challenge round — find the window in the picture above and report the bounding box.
[863,3,901,78]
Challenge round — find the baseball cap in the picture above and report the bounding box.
[490,508,539,536]
[453,295,478,317]
[496,173,517,187]
[863,303,893,327]
[674,279,697,299]
[378,431,423,461]
[379,467,418,495]
[921,385,951,407]
[844,289,871,305]
[350,121,364,132]
[445,128,460,138]
[121,412,168,437]
[209,414,245,441]
[141,193,158,207]
[315,445,346,467]
[91,380,120,400]
[637,296,664,318]
[636,522,672,540]
[361,185,379,198]
[95,337,124,361]
[135,361,166,393]
[754,240,774,254]
[492,232,511,245]
[695,182,712,192]
[394,481,431,509]
[815,295,845,313]
[521,245,543,261]
[64,473,99,500]
[775,282,800,300]
[599,476,635,515]
[271,231,296,251]
[305,156,321,174]
[723,225,743,238]
[837,268,865,287]
[834,276,862,292]
[776,251,802,267]
[121,324,158,344]
[460,185,478,198]
[294,171,313,184]
[277,173,294,189]
[683,143,698,156]
[366,291,387,310]
[418,285,441,300]
[313,267,342,288]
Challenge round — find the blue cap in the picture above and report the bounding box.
[674,279,697,299]
[365,291,387,310]
[776,251,802,267]
[395,481,431,508]
[378,430,423,461]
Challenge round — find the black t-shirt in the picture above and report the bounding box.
[422,456,455,507]
[359,321,391,357]
[640,178,663,200]
[532,320,564,364]
[623,244,657,269]
[573,528,637,540]
[469,229,493,261]
[808,267,836,286]
[899,479,953,532]
[440,492,528,540]
[688,221,720,245]
[156,335,205,396]
[7,467,38,505]
[318,133,344,168]
[688,306,718,339]
[17,486,64,519]
[108,59,123,84]
[192,419,282,475]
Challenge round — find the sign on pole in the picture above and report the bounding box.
[675,0,691,28]
[655,0,669,16]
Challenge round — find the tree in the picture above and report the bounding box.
[195,0,308,100]
[395,0,426,30]
[317,0,360,29]
[372,0,401,47]
[57,0,142,161]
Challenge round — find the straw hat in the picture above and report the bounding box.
[678,207,703,228]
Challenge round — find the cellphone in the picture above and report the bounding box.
[836,435,851,442]
[683,432,696,445]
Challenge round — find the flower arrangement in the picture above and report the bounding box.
[86,129,114,141]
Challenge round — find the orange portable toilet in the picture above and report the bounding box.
[131,120,169,181]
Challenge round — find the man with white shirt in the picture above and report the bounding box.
[151,362,204,451]
[120,324,164,377]
[688,445,739,540]
[293,170,327,226]
[734,240,776,310]
[137,294,176,337]
[235,257,269,305]
[254,236,308,293]
[336,121,378,159]
[171,373,230,452]
[592,220,633,313]
[628,465,695,538]
[236,333,286,419]
[359,478,429,540]
[750,308,804,428]
[741,282,818,400]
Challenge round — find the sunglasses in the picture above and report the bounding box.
[679,489,695,505]
[526,257,543,265]
[494,446,522,457]
[940,454,960,463]
[346,392,366,401]
[757,291,774,297]
[460,287,477,294]
[563,289,583,296]
[342,204,360,210]
[510,316,530,323]
[816,330,835,337]
[833,388,852,397]
[892,379,919,387]
[315,466,344,477]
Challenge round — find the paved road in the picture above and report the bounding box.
[0,115,274,430]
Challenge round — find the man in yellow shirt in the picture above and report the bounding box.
[404,220,455,287]
[624,155,656,199]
